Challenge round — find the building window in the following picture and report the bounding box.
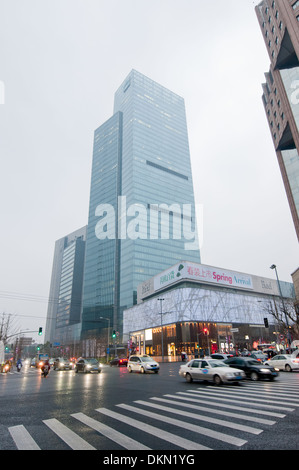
[292,1,299,10]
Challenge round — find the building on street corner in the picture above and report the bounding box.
[123,261,295,359]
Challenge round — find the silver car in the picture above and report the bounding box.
[127,355,159,374]
[265,354,299,372]
[179,358,245,385]
[53,357,71,370]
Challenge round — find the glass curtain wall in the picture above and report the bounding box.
[113,70,201,317]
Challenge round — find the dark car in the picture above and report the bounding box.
[224,357,278,381]
[75,357,101,373]
[109,357,128,367]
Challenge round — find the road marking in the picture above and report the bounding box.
[96,407,211,450]
[116,403,247,447]
[135,399,263,434]
[175,392,286,418]
[185,390,295,412]
[234,385,299,397]
[71,412,151,450]
[8,425,40,450]
[200,387,299,407]
[43,418,95,450]
[151,396,276,426]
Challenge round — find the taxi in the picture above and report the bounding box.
[179,358,245,385]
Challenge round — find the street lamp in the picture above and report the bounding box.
[158,298,165,362]
[270,264,292,351]
[99,316,110,363]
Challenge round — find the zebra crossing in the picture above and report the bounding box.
[6,379,299,450]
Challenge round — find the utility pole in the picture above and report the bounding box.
[158,298,165,362]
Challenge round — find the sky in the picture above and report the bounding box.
[0,0,298,343]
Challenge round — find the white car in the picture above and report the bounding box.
[265,354,299,372]
[179,358,246,385]
[127,355,159,374]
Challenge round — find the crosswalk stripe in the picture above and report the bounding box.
[71,412,151,450]
[116,403,247,447]
[175,392,286,418]
[151,396,276,426]
[201,387,299,407]
[135,399,263,435]
[185,390,295,412]
[43,418,95,450]
[8,425,40,450]
[237,385,299,396]
[96,407,211,450]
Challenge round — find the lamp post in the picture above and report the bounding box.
[270,264,292,351]
[99,316,110,363]
[158,298,165,362]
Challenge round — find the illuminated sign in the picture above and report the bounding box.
[154,262,253,291]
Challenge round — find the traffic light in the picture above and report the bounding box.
[203,328,209,336]
[38,327,43,336]
[112,330,116,338]
[264,318,269,328]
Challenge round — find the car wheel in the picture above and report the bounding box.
[250,371,259,381]
[128,366,132,373]
[213,375,222,386]
[140,367,145,374]
[186,373,193,383]
[285,364,292,372]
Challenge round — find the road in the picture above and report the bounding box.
[0,361,298,453]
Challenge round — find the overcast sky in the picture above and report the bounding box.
[0,0,298,342]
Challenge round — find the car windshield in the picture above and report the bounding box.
[140,356,154,362]
[86,359,98,364]
[247,360,260,365]
[209,360,226,368]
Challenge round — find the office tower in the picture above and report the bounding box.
[256,0,299,240]
[81,70,201,341]
[45,226,86,346]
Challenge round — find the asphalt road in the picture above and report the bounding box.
[0,361,298,453]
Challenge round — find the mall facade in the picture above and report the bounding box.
[123,261,295,358]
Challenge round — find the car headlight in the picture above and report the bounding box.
[260,368,270,373]
[225,373,234,378]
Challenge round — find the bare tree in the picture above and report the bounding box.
[0,313,20,343]
[262,298,299,342]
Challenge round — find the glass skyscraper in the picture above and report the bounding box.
[45,226,86,347]
[81,70,201,340]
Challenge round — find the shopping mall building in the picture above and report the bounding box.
[123,261,295,359]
